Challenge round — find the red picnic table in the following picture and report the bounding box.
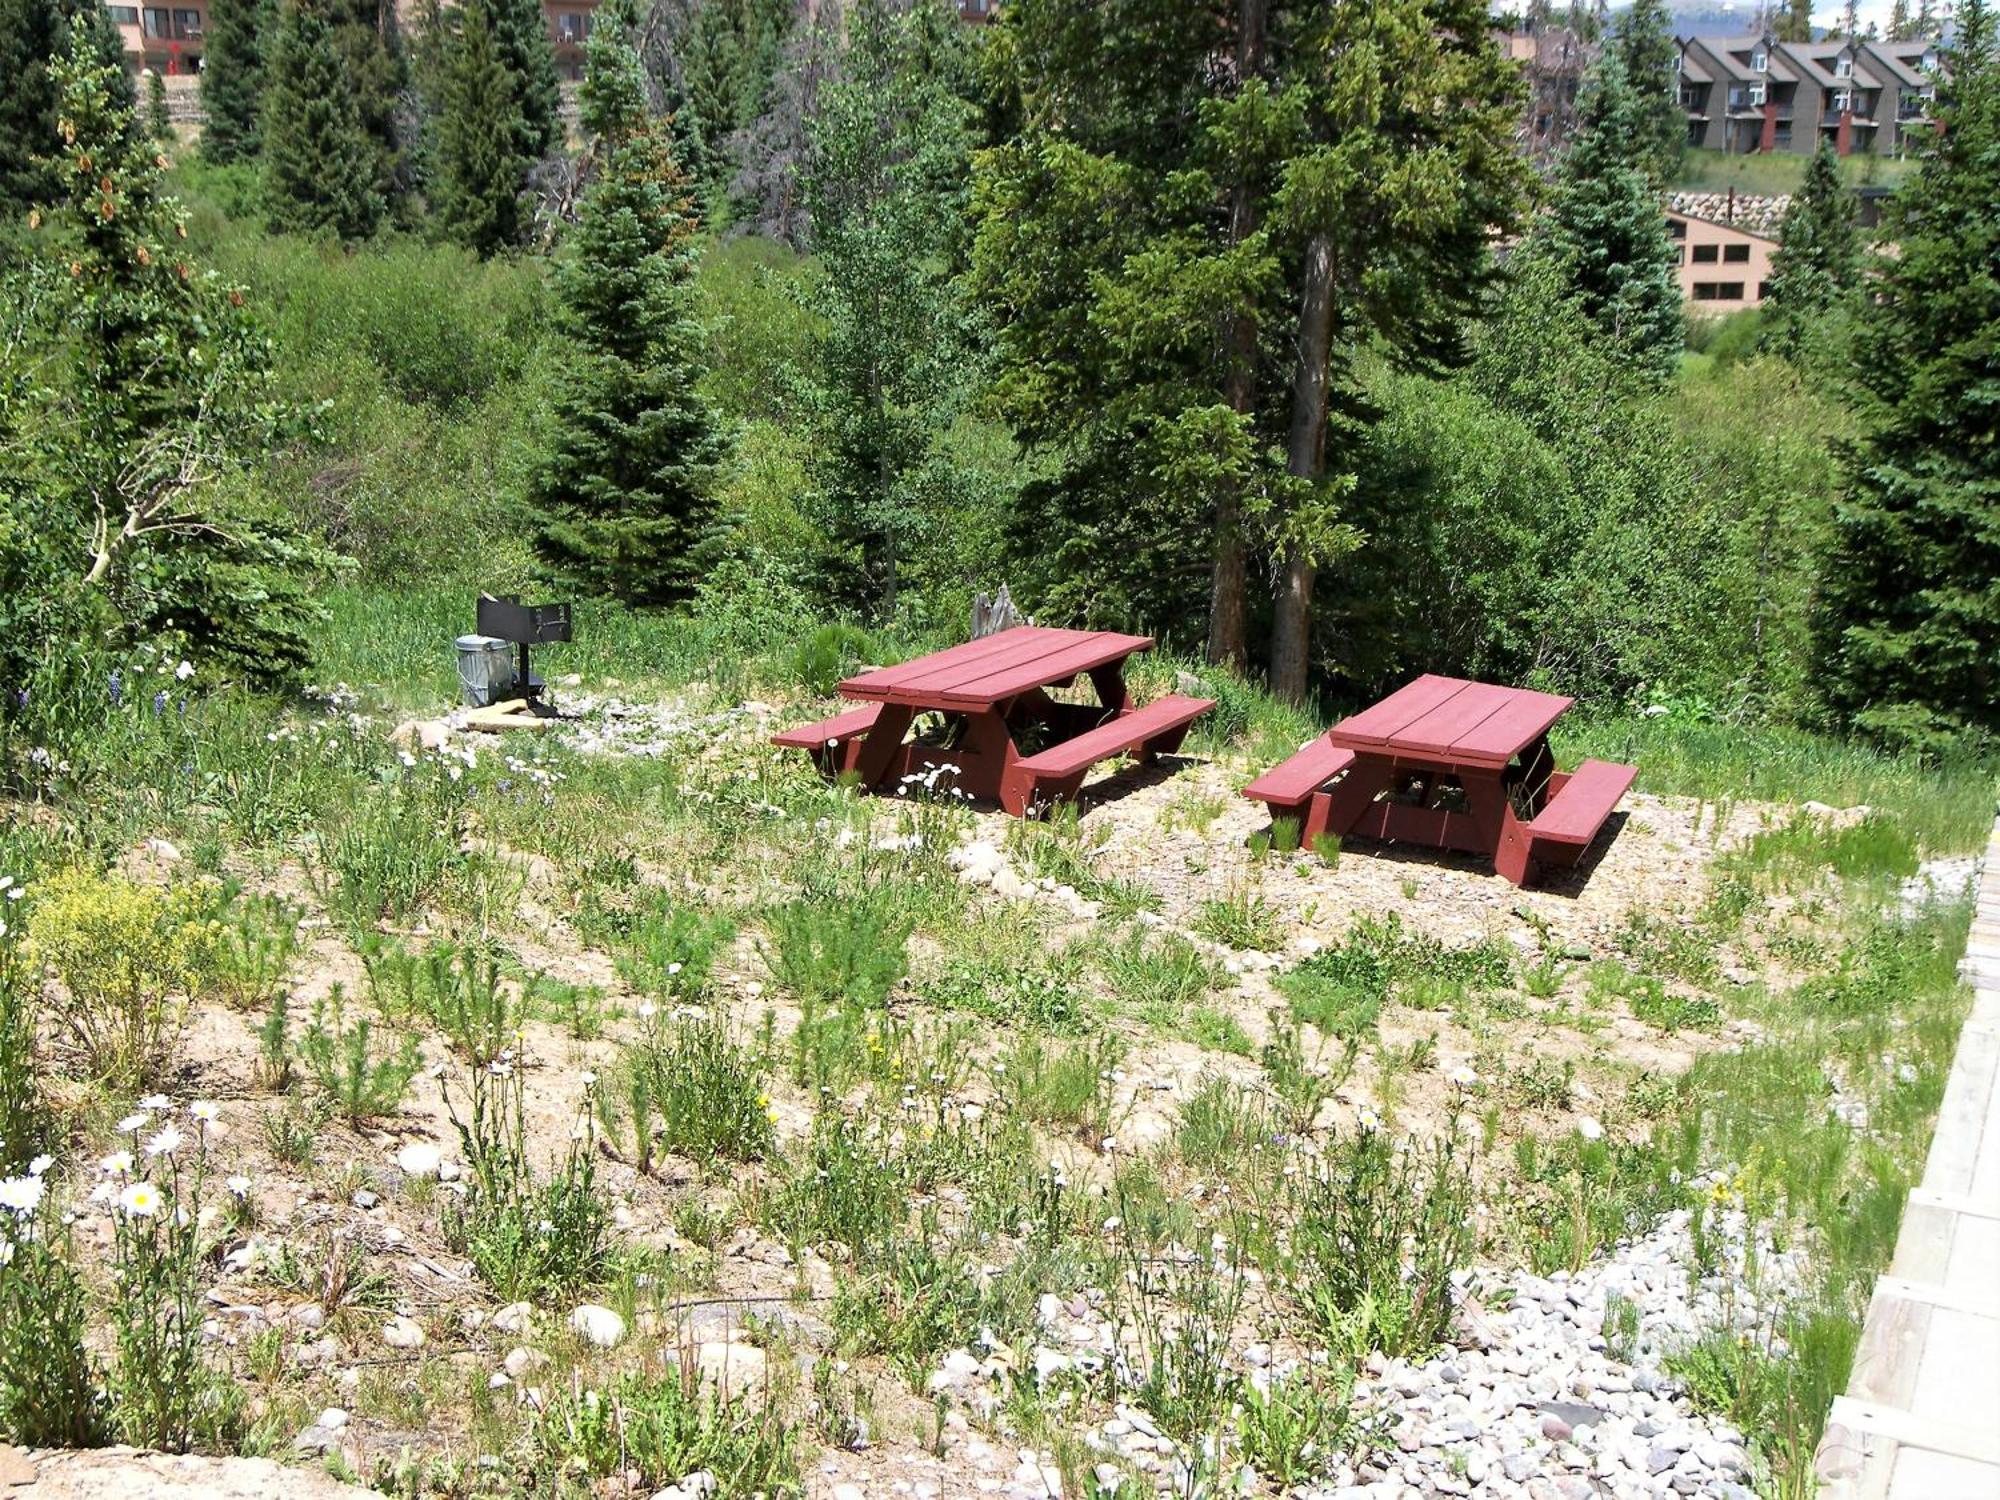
[772,626,1214,815]
[1244,673,1636,887]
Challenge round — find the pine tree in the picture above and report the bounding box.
[976,0,1529,699]
[146,66,171,141]
[1821,0,2000,749]
[1761,141,1860,359]
[0,0,130,209]
[492,0,561,159]
[1888,0,1912,38]
[433,0,532,253]
[18,34,327,685]
[1781,0,1813,41]
[1615,0,1685,184]
[1541,50,1684,381]
[200,0,273,163]
[322,0,410,204]
[798,0,980,618]
[263,0,382,239]
[531,0,726,604]
[729,2,840,247]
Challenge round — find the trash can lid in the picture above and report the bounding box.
[456,635,508,650]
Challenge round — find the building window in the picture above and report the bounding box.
[173,8,200,36]
[1758,281,1772,299]
[555,10,589,40]
[142,6,170,36]
[1692,243,1719,263]
[1693,282,1746,300]
[1751,49,1768,72]
[108,3,138,19]
[1834,90,1852,111]
[1674,245,1685,264]
[1666,218,1687,238]
[1836,55,1853,76]
[1723,244,1750,263]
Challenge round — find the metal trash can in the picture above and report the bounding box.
[455,635,517,707]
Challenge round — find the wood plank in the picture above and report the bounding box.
[1528,760,1637,844]
[839,627,1071,700]
[1394,682,1523,760]
[770,703,883,750]
[1449,687,1575,762]
[1013,695,1214,778]
[1328,674,1468,749]
[1826,1396,2000,1467]
[876,627,1095,700]
[1244,740,1358,806]
[934,633,1152,709]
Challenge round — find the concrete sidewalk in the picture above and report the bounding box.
[1816,814,2000,1500]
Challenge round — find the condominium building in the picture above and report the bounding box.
[1676,31,1944,157]
[106,0,208,75]
[1665,209,1778,313]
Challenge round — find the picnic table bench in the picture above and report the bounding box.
[772,625,1214,816]
[1244,673,1636,887]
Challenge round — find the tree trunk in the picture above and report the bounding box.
[1205,0,1268,673]
[1270,230,1336,705]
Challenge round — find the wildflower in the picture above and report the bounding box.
[145,1124,185,1156]
[139,1094,169,1110]
[637,1002,659,1021]
[225,1175,252,1198]
[100,1151,135,1175]
[28,1154,53,1176]
[116,1113,151,1133]
[1446,1065,1479,1089]
[580,1071,598,1087]
[1575,1115,1605,1142]
[118,1181,162,1218]
[174,660,194,681]
[1356,1106,1383,1131]
[189,1100,222,1125]
[0,1175,45,1215]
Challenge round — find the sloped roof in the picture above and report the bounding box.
[1863,41,1929,87]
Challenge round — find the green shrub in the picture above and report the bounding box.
[23,868,224,1087]
[768,1111,906,1256]
[792,623,879,698]
[534,1366,798,1494]
[300,989,422,1124]
[1098,926,1219,1021]
[443,1063,611,1303]
[762,893,910,1011]
[1283,1118,1476,1360]
[626,1017,775,1167]
[0,1191,104,1448]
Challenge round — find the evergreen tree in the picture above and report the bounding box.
[1615,0,1684,184]
[323,0,410,204]
[1761,140,1860,359]
[1780,0,1813,41]
[433,0,533,253]
[262,0,382,239]
[0,0,129,209]
[492,0,561,159]
[799,0,979,618]
[1540,50,1684,381]
[729,1,840,247]
[12,35,326,687]
[976,0,1529,699]
[199,0,273,163]
[1888,0,1912,38]
[531,1,726,604]
[146,66,171,142]
[1822,0,2000,749]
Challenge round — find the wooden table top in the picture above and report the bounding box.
[1327,674,1573,769]
[840,626,1153,711]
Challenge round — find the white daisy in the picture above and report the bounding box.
[145,1124,185,1157]
[119,1181,162,1218]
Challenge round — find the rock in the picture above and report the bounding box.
[567,1304,626,1349]
[351,1190,378,1210]
[694,1340,767,1393]
[491,1302,534,1333]
[502,1347,546,1380]
[1540,1415,1573,1443]
[395,1143,442,1179]
[381,1315,425,1349]
[10,1449,384,1497]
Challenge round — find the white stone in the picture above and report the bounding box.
[568,1304,627,1348]
[381,1315,426,1349]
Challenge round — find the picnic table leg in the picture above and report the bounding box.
[1087,663,1133,716]
[849,704,915,793]
[1460,772,1520,882]
[1322,755,1394,841]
